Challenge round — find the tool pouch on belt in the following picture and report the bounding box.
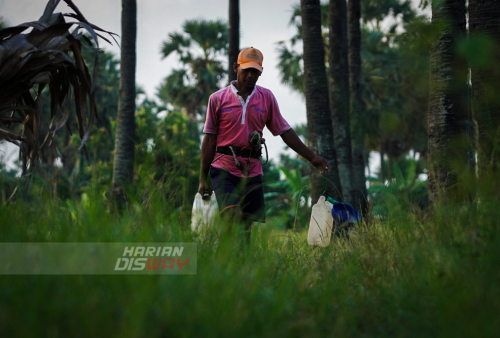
[215,146,260,177]
[214,131,267,177]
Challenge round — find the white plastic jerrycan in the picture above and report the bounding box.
[307,196,334,247]
[191,192,218,233]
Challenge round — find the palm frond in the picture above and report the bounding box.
[0,0,116,176]
[275,42,304,94]
[160,31,190,59]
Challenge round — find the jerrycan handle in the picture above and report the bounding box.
[322,191,338,205]
[202,193,211,202]
[326,196,338,204]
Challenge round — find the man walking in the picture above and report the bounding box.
[199,47,330,243]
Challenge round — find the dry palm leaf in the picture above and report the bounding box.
[0,0,117,176]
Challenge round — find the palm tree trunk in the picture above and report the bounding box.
[348,0,367,213]
[427,0,467,204]
[365,148,370,177]
[63,126,72,175]
[112,0,137,207]
[228,0,240,83]
[300,0,342,203]
[380,143,385,183]
[329,0,353,204]
[469,0,500,177]
[388,154,393,179]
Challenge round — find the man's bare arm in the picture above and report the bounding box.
[199,133,217,194]
[280,128,330,174]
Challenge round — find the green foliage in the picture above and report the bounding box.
[142,109,201,208]
[158,19,228,117]
[264,124,311,228]
[275,42,305,94]
[34,46,122,200]
[369,159,428,217]
[458,33,500,157]
[459,33,499,69]
[376,152,427,183]
[362,23,430,157]
[361,0,415,28]
[265,163,310,229]
[1,173,499,337]
[277,2,430,162]
[1,71,201,209]
[78,100,202,212]
[0,160,18,203]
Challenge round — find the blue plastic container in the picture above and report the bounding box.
[325,196,361,223]
[332,202,361,223]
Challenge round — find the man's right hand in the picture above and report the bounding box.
[310,156,330,174]
[198,179,212,196]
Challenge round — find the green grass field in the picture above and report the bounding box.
[0,184,499,337]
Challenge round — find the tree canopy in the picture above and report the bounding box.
[158,19,228,117]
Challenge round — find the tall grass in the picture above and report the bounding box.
[0,170,499,337]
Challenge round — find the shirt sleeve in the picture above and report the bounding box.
[203,94,219,134]
[266,91,291,136]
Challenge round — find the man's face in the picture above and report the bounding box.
[233,63,262,89]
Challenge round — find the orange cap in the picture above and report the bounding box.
[237,47,264,72]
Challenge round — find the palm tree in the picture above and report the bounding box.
[427,0,467,203]
[300,0,342,203]
[361,0,414,29]
[228,0,239,83]
[348,0,367,214]
[469,0,500,177]
[276,2,328,97]
[329,0,353,204]
[159,19,228,118]
[277,1,427,191]
[112,0,137,205]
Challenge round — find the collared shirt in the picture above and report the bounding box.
[203,82,291,177]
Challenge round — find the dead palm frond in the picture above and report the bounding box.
[0,0,117,176]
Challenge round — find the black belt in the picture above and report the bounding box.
[216,146,262,159]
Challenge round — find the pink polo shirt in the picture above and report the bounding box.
[203,82,291,177]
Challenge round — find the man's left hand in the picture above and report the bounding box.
[310,156,330,174]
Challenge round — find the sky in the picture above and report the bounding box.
[0,0,307,169]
